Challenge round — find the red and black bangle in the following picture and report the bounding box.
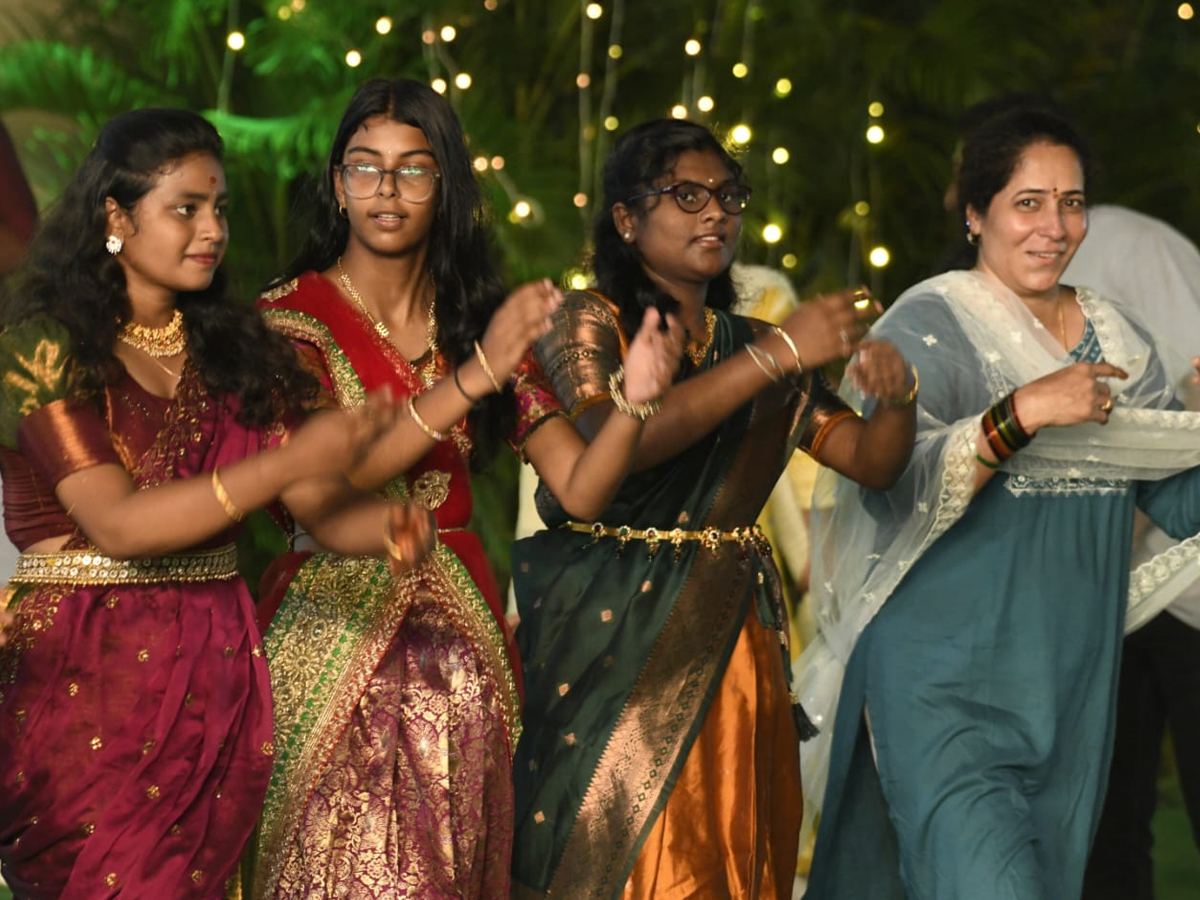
[980,392,1033,462]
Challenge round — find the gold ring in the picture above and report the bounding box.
[853,288,872,310]
[1101,398,1114,413]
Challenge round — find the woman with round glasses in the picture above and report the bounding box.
[509,117,919,900]
[248,80,681,900]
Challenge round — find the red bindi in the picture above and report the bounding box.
[209,176,217,185]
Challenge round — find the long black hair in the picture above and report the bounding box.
[592,118,744,340]
[269,78,513,466]
[1,107,316,424]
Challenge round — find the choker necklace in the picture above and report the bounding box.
[117,309,186,357]
[685,308,716,367]
[337,257,438,384]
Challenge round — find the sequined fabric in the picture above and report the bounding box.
[0,317,283,899]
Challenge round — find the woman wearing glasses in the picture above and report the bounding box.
[509,118,918,900]
[248,80,681,900]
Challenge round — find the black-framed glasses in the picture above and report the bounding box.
[625,180,752,215]
[338,163,441,201]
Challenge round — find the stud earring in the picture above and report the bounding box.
[105,234,123,255]
[622,231,632,241]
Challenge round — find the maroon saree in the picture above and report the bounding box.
[0,316,280,899]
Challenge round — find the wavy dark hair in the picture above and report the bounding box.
[592,119,744,340]
[269,78,513,467]
[1,107,316,424]
[956,107,1092,266]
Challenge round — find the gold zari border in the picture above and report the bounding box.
[9,544,238,586]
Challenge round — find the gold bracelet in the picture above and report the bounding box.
[211,468,246,523]
[473,340,502,393]
[382,514,404,565]
[745,344,783,383]
[407,395,447,442]
[884,364,919,407]
[770,325,804,374]
[607,366,661,420]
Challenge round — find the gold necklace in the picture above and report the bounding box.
[686,308,716,367]
[337,257,438,384]
[117,309,186,357]
[146,355,183,379]
[1057,292,1069,351]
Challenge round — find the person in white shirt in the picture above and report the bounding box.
[1066,204,1200,900]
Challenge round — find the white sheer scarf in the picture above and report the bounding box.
[796,269,1200,831]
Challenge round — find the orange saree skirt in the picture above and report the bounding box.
[625,610,802,899]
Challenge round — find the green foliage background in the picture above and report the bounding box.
[2,4,1200,894]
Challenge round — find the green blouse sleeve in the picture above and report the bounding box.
[0,315,81,450]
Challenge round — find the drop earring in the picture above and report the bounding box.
[105,234,123,255]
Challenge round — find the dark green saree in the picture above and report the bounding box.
[510,291,847,899]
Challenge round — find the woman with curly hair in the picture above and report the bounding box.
[250,79,679,899]
[0,107,435,899]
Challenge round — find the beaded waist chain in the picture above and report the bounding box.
[10,544,240,586]
[564,521,771,559]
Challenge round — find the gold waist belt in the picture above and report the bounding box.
[565,521,771,558]
[10,544,239,586]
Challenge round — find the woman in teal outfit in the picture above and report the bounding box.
[799,108,1200,899]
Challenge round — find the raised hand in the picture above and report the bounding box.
[382,501,437,575]
[777,286,883,372]
[1012,361,1129,431]
[847,340,914,404]
[479,278,564,385]
[622,307,685,406]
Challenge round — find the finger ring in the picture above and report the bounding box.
[839,328,850,347]
[1101,398,1114,413]
[853,287,872,310]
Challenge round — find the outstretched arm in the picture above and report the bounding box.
[813,340,917,490]
[575,288,880,470]
[54,394,395,558]
[340,279,563,492]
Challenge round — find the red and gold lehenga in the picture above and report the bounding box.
[252,272,561,900]
[0,315,282,899]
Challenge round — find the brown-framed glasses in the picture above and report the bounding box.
[625,180,752,215]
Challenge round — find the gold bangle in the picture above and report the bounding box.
[211,468,246,523]
[745,344,783,383]
[770,325,804,374]
[382,515,404,565]
[473,340,502,393]
[885,364,919,407]
[407,395,447,442]
[607,366,661,420]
